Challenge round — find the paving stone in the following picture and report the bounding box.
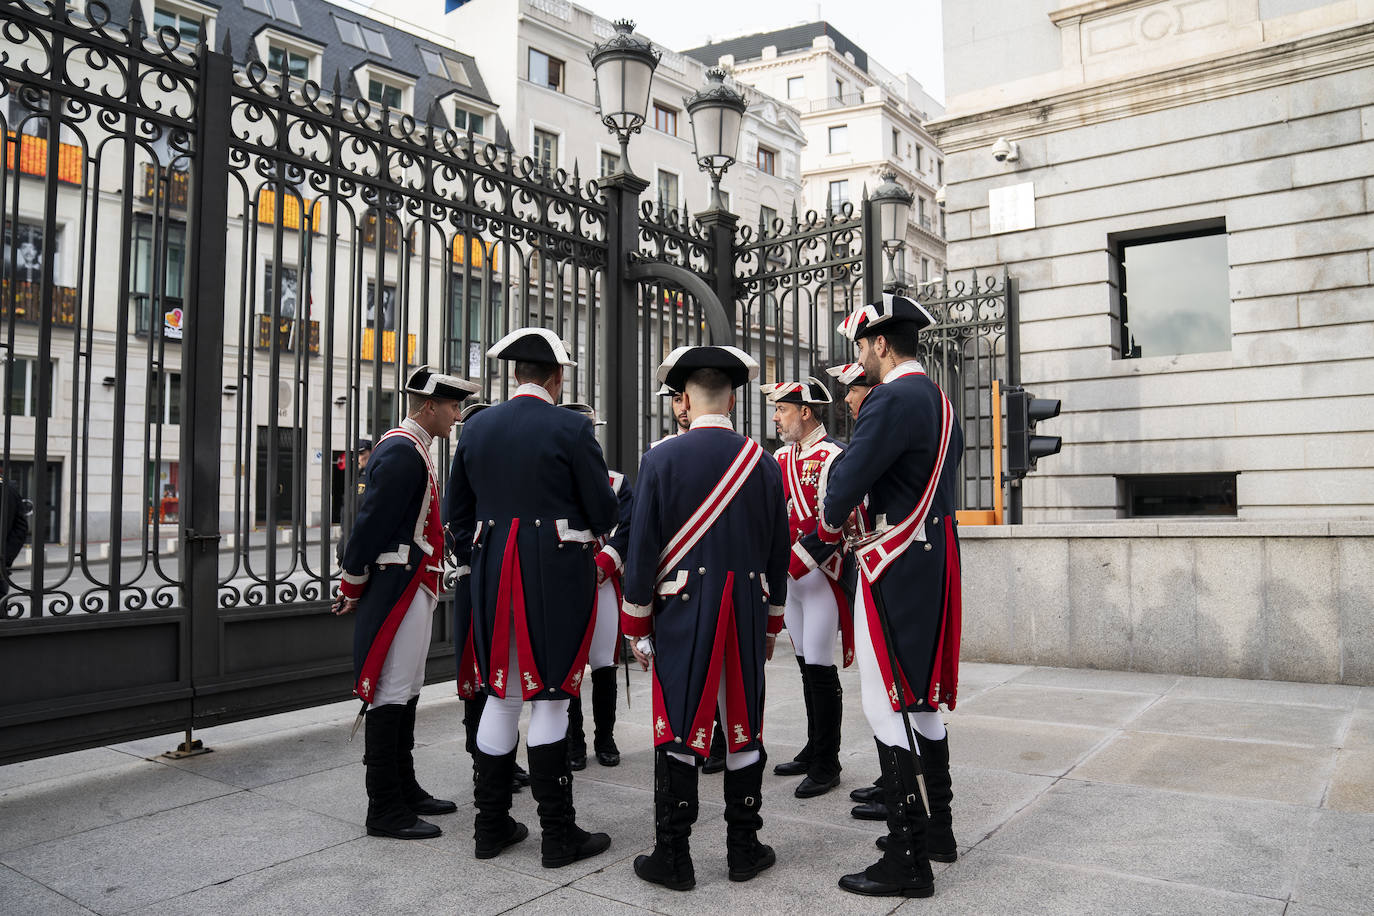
[1010,666,1178,694]
[980,780,1316,899]
[1129,696,1349,746]
[954,684,1157,729]
[503,886,649,915]
[943,766,1055,848]
[920,849,1286,915]
[0,747,141,792]
[569,808,918,916]
[1292,809,1374,913]
[1,792,361,914]
[0,863,97,915]
[129,835,560,916]
[941,715,1113,777]
[1168,676,1360,710]
[251,760,372,827]
[1068,731,1335,805]
[152,721,360,790]
[1343,709,1374,748]
[1323,749,1374,814]
[0,759,238,854]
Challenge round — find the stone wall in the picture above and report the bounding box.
[959,520,1374,685]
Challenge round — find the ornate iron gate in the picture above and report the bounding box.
[0,1,1015,765]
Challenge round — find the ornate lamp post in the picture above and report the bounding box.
[684,67,747,211]
[588,19,660,177]
[871,170,914,290]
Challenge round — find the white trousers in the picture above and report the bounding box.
[372,587,435,707]
[853,580,946,749]
[782,566,840,666]
[588,580,619,671]
[475,639,570,754]
[666,678,761,771]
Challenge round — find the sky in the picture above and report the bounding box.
[573,0,947,103]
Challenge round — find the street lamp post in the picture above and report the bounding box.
[684,67,747,212]
[870,170,914,291]
[588,19,660,178]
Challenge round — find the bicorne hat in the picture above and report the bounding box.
[838,292,936,342]
[487,327,577,366]
[405,365,481,401]
[761,376,832,405]
[656,345,759,392]
[825,362,871,387]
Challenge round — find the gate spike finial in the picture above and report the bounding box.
[221,29,233,56]
[130,1,146,38]
[197,18,208,50]
[572,159,581,183]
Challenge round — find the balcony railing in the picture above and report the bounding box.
[360,327,416,364]
[4,132,83,185]
[808,91,868,113]
[254,313,321,355]
[1,279,77,326]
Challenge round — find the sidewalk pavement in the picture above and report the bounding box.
[2,643,1371,915]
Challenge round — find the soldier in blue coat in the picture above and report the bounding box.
[563,402,633,771]
[817,294,965,898]
[445,327,619,867]
[334,366,479,841]
[621,345,790,891]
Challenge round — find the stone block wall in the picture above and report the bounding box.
[959,521,1374,684]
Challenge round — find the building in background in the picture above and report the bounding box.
[375,0,806,227]
[685,20,947,287]
[2,0,500,543]
[930,0,1373,521]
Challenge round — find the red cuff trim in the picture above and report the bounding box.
[595,551,618,581]
[817,516,843,544]
[339,577,366,600]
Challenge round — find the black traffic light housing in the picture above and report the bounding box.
[1005,385,1062,480]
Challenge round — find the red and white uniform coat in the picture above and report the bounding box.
[776,425,855,666]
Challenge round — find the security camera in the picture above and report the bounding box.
[991,137,1020,163]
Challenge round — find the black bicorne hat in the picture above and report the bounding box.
[656,345,759,392]
[761,376,832,405]
[405,365,481,401]
[838,292,936,341]
[487,327,577,366]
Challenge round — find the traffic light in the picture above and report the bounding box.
[1004,385,1062,480]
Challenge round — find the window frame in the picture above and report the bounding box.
[828,124,848,154]
[656,168,680,213]
[786,76,804,99]
[531,126,560,179]
[5,356,56,418]
[1120,472,1239,518]
[528,48,565,93]
[827,179,849,210]
[145,0,216,46]
[756,145,776,175]
[1110,218,1230,360]
[652,103,678,137]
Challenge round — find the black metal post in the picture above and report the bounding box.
[599,172,648,481]
[180,44,233,738]
[861,192,883,306]
[696,207,738,347]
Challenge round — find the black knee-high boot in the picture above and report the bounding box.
[795,664,842,797]
[723,750,776,881]
[365,704,441,840]
[775,655,814,775]
[634,751,698,890]
[399,696,457,816]
[565,697,588,771]
[916,732,957,862]
[527,738,611,868]
[838,738,934,898]
[471,746,528,859]
[591,666,620,766]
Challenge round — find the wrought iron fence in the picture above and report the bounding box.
[0,0,1015,764]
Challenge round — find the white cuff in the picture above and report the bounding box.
[623,601,653,619]
[791,540,818,571]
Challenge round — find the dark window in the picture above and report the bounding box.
[153,6,201,43]
[1121,473,1238,517]
[756,146,776,175]
[656,170,679,212]
[267,46,311,80]
[452,108,484,135]
[2,221,57,284]
[152,370,181,425]
[828,179,848,209]
[6,459,61,543]
[367,79,403,110]
[366,280,396,331]
[132,214,187,337]
[653,104,677,136]
[5,357,55,418]
[529,49,564,92]
[1111,220,1231,359]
